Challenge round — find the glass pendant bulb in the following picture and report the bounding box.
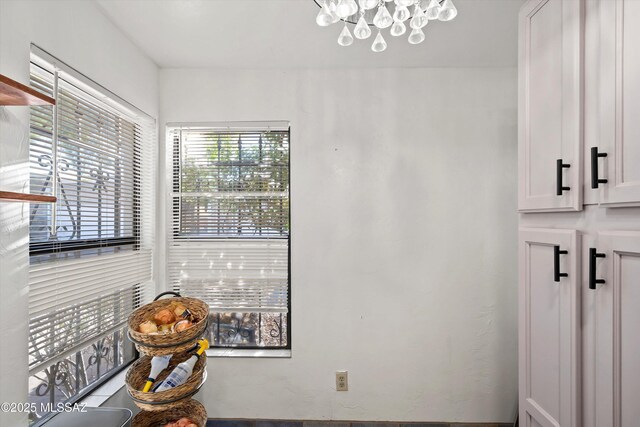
[393,5,410,22]
[410,4,428,29]
[371,30,388,52]
[438,0,457,21]
[373,4,393,28]
[328,1,341,23]
[316,1,334,26]
[425,0,441,20]
[337,24,354,46]
[390,20,406,36]
[348,0,359,15]
[359,0,378,10]
[354,15,372,39]
[395,0,414,6]
[408,27,425,44]
[336,0,358,19]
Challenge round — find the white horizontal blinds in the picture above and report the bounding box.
[174,129,289,237]
[137,117,157,257]
[30,66,139,253]
[168,240,289,312]
[27,56,155,374]
[169,125,290,313]
[29,64,55,226]
[29,251,152,318]
[28,253,151,372]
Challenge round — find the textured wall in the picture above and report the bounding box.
[159,67,519,423]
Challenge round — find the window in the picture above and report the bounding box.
[168,123,290,350]
[29,64,139,257]
[27,47,155,425]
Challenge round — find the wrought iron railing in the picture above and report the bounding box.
[28,326,133,425]
[206,312,288,348]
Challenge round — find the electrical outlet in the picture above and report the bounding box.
[336,371,348,391]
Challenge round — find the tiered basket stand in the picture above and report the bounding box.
[126,292,210,427]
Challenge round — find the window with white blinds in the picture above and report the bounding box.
[29,63,139,256]
[169,123,290,349]
[27,47,155,420]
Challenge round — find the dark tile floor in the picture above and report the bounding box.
[206,421,512,427]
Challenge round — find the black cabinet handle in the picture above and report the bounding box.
[553,245,569,282]
[589,248,606,290]
[556,159,571,195]
[590,147,608,189]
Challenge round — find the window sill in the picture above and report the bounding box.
[79,366,128,407]
[206,348,291,358]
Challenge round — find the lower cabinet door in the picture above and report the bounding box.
[519,228,581,427]
[593,231,640,427]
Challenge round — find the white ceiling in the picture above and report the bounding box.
[95,0,523,69]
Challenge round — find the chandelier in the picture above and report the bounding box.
[314,0,457,52]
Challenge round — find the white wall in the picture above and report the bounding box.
[0,1,158,424]
[160,67,518,423]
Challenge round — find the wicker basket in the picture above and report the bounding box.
[131,399,207,427]
[128,292,209,356]
[126,351,207,412]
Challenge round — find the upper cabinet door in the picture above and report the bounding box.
[583,0,601,206]
[519,228,581,427]
[592,232,640,427]
[597,0,640,207]
[519,0,584,212]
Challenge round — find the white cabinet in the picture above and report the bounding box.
[518,0,583,212]
[519,2,640,427]
[590,231,640,426]
[519,228,581,427]
[596,0,640,207]
[520,0,640,209]
[519,229,640,427]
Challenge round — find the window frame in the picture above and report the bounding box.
[169,123,292,352]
